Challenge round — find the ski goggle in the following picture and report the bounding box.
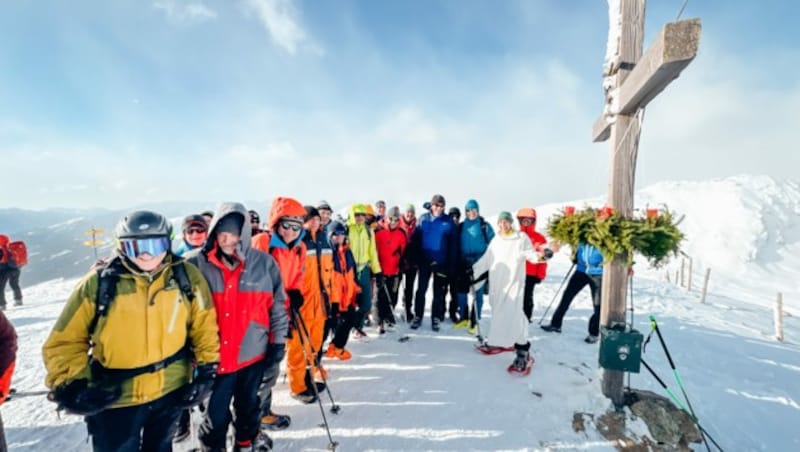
[119,236,171,259]
[280,221,302,232]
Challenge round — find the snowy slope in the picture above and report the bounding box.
[3,256,799,451]
[2,175,799,450]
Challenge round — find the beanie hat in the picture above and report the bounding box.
[248,210,260,224]
[498,211,514,223]
[304,205,320,222]
[465,199,480,213]
[387,206,401,219]
[430,194,446,206]
[317,200,332,212]
[448,207,461,218]
[404,203,415,213]
[364,204,375,216]
[216,213,244,235]
[182,214,208,232]
[375,200,386,209]
[327,220,347,240]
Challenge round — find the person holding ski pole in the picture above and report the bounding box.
[375,207,407,332]
[471,212,542,374]
[541,240,604,343]
[324,221,359,360]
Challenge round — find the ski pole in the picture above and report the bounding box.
[640,359,724,451]
[469,281,485,344]
[294,309,341,415]
[4,389,50,402]
[291,313,339,451]
[537,263,575,325]
[649,315,713,452]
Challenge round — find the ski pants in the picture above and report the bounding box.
[200,359,267,449]
[376,274,400,325]
[549,271,603,336]
[457,282,486,326]
[330,304,355,349]
[523,275,542,321]
[401,267,417,321]
[85,389,181,452]
[287,315,325,395]
[414,265,448,322]
[0,268,21,307]
[353,267,372,330]
[258,344,286,419]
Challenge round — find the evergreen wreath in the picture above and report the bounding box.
[547,207,684,267]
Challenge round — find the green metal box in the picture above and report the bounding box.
[599,325,643,373]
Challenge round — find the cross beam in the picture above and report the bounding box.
[593,18,701,143]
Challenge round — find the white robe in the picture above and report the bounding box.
[472,230,540,347]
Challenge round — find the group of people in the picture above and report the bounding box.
[38,194,606,451]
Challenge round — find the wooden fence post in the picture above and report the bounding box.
[666,271,671,283]
[687,258,693,291]
[700,268,711,304]
[775,292,784,342]
[680,258,686,287]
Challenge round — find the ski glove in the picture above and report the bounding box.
[176,363,217,409]
[264,343,286,369]
[287,289,304,312]
[48,379,121,416]
[374,272,385,289]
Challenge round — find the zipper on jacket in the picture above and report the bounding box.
[167,290,181,334]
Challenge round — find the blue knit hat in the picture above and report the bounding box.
[465,199,479,212]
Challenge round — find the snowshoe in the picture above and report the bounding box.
[475,343,515,355]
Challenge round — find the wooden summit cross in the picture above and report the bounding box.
[593,0,700,406]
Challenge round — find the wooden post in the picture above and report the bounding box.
[687,257,693,291]
[675,269,679,285]
[680,258,685,287]
[700,268,711,304]
[594,0,700,406]
[666,270,671,283]
[775,292,784,342]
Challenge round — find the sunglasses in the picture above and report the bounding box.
[354,213,366,217]
[433,203,445,208]
[332,231,346,236]
[186,228,207,235]
[120,236,170,259]
[280,221,302,232]
[389,217,400,223]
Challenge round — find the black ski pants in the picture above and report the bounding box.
[523,275,542,321]
[330,304,356,349]
[200,359,267,449]
[376,274,400,325]
[0,268,22,307]
[414,265,448,322]
[85,390,181,452]
[549,270,603,336]
[401,267,417,321]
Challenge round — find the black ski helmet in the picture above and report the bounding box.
[115,210,173,241]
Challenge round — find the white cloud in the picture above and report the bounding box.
[153,1,218,24]
[243,0,322,56]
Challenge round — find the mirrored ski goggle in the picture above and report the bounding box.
[119,236,171,259]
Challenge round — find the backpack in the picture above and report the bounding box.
[88,255,195,380]
[8,241,27,267]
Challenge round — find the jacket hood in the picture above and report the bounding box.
[268,197,306,230]
[0,235,8,247]
[203,202,251,253]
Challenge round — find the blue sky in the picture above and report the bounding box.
[1,0,798,213]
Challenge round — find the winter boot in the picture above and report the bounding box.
[233,439,255,451]
[410,317,422,330]
[508,342,533,375]
[13,298,22,307]
[584,334,599,344]
[254,430,274,451]
[432,317,441,332]
[453,319,470,329]
[260,410,291,431]
[291,388,317,404]
[540,324,561,333]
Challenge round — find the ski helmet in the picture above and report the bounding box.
[115,210,173,240]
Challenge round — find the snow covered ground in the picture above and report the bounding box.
[2,175,799,450]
